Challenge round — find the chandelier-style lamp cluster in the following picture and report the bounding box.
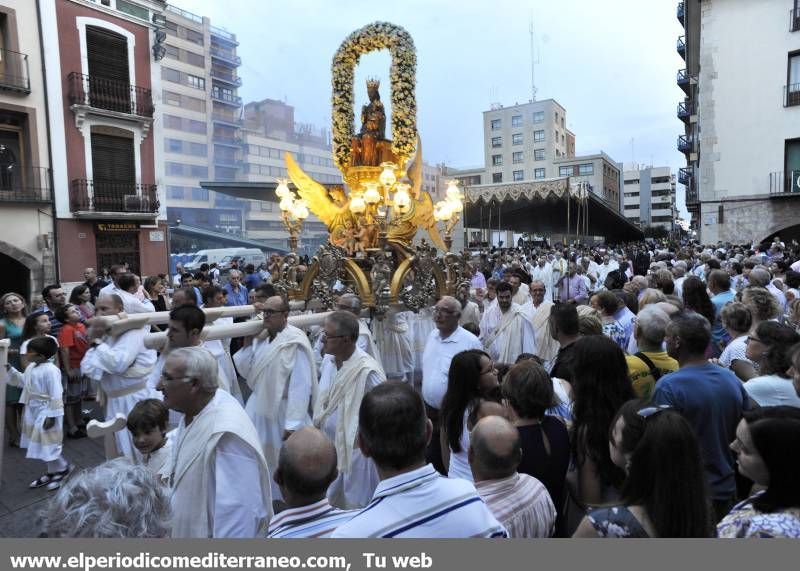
[433,179,464,251]
[276,178,309,252]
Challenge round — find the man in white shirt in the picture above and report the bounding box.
[331,382,507,538]
[672,261,688,299]
[480,282,536,366]
[158,347,271,538]
[234,296,316,498]
[421,296,482,473]
[597,254,618,287]
[102,271,154,315]
[470,416,556,538]
[314,311,385,509]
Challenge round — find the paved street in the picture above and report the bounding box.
[0,403,105,538]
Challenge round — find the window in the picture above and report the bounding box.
[187,74,205,90]
[534,168,545,179]
[188,119,206,134]
[492,172,503,183]
[190,165,209,178]
[555,112,559,122]
[533,130,544,142]
[579,163,594,176]
[162,67,181,83]
[556,149,561,157]
[561,117,565,128]
[164,44,180,59]
[559,166,573,177]
[166,138,182,153]
[185,29,204,45]
[512,151,524,163]
[491,136,502,148]
[166,162,183,176]
[533,111,544,123]
[185,51,204,67]
[167,185,185,199]
[163,90,182,106]
[512,133,523,145]
[624,204,640,211]
[189,142,207,156]
[490,119,501,130]
[555,130,559,140]
[192,187,209,201]
[511,115,522,127]
[513,170,524,181]
[789,52,800,105]
[534,148,545,161]
[492,154,503,166]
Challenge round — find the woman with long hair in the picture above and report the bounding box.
[68,285,94,321]
[568,335,636,511]
[732,286,784,381]
[574,400,712,537]
[143,275,169,313]
[742,321,800,407]
[682,276,716,325]
[439,349,503,482]
[0,292,27,446]
[718,406,800,537]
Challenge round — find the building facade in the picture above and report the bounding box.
[0,0,56,299]
[41,0,168,282]
[679,0,800,243]
[553,152,622,211]
[483,99,574,186]
[622,165,677,232]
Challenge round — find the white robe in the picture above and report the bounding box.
[512,283,530,306]
[169,390,271,538]
[530,264,554,302]
[459,300,482,329]
[528,301,559,370]
[480,303,537,364]
[234,325,315,500]
[9,363,64,462]
[313,319,380,370]
[373,310,414,382]
[316,351,384,509]
[81,328,157,459]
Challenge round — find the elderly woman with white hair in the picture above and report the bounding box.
[39,458,171,538]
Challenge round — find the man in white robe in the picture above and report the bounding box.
[508,273,530,306]
[312,293,380,369]
[524,280,559,370]
[456,282,481,329]
[234,295,316,498]
[314,311,385,509]
[81,294,157,459]
[530,257,554,302]
[480,282,536,365]
[158,347,271,538]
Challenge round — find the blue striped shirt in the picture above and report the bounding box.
[267,499,355,538]
[331,464,508,538]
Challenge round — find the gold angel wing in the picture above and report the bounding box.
[416,191,448,251]
[406,135,423,200]
[285,152,345,227]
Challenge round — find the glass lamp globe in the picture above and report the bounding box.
[349,195,366,214]
[363,182,382,205]
[379,162,397,187]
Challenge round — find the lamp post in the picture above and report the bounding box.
[275,178,309,253]
[433,179,464,252]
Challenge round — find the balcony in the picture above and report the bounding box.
[210,25,239,46]
[677,69,694,93]
[214,154,239,167]
[0,166,52,203]
[677,2,685,26]
[677,167,693,186]
[785,84,800,107]
[792,8,800,32]
[213,133,241,147]
[68,72,154,134]
[677,35,686,59]
[210,46,241,66]
[210,69,242,86]
[677,101,693,122]
[212,113,243,127]
[0,49,30,94]
[770,171,800,197]
[677,135,694,154]
[70,179,159,218]
[211,90,242,106]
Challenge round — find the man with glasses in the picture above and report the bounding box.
[234,295,316,500]
[651,312,750,523]
[421,296,481,474]
[313,293,380,368]
[158,347,271,538]
[480,282,536,366]
[525,280,559,370]
[313,311,385,509]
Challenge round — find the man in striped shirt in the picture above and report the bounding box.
[331,382,507,538]
[267,427,355,538]
[470,416,556,538]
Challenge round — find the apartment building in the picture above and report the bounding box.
[678,0,800,243]
[553,152,622,211]
[483,99,574,186]
[622,165,677,232]
[0,1,55,299]
[41,0,168,282]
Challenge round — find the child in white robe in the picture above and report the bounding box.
[126,398,173,485]
[8,336,71,491]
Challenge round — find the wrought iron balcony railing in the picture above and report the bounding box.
[210,69,242,86]
[68,72,154,117]
[211,90,242,106]
[677,135,694,154]
[677,101,693,120]
[770,171,800,196]
[785,84,800,107]
[677,35,686,59]
[0,49,30,93]
[212,113,243,126]
[678,167,693,186]
[791,8,800,32]
[70,179,159,214]
[0,166,52,202]
[677,2,685,26]
[210,46,241,66]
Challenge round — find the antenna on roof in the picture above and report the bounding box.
[529,13,539,101]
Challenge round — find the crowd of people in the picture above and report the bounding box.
[3,236,800,538]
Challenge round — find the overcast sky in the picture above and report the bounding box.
[172,0,688,217]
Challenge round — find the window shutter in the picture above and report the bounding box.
[86,26,129,82]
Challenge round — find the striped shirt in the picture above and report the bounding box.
[267,499,355,538]
[331,464,507,538]
[474,473,556,538]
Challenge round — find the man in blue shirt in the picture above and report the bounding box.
[243,264,262,291]
[223,270,249,307]
[651,312,749,522]
[708,269,735,356]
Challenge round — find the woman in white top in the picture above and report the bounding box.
[743,321,800,407]
[440,349,504,482]
[718,302,755,382]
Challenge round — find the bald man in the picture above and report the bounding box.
[234,296,317,500]
[469,416,556,538]
[268,428,356,538]
[421,295,482,474]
